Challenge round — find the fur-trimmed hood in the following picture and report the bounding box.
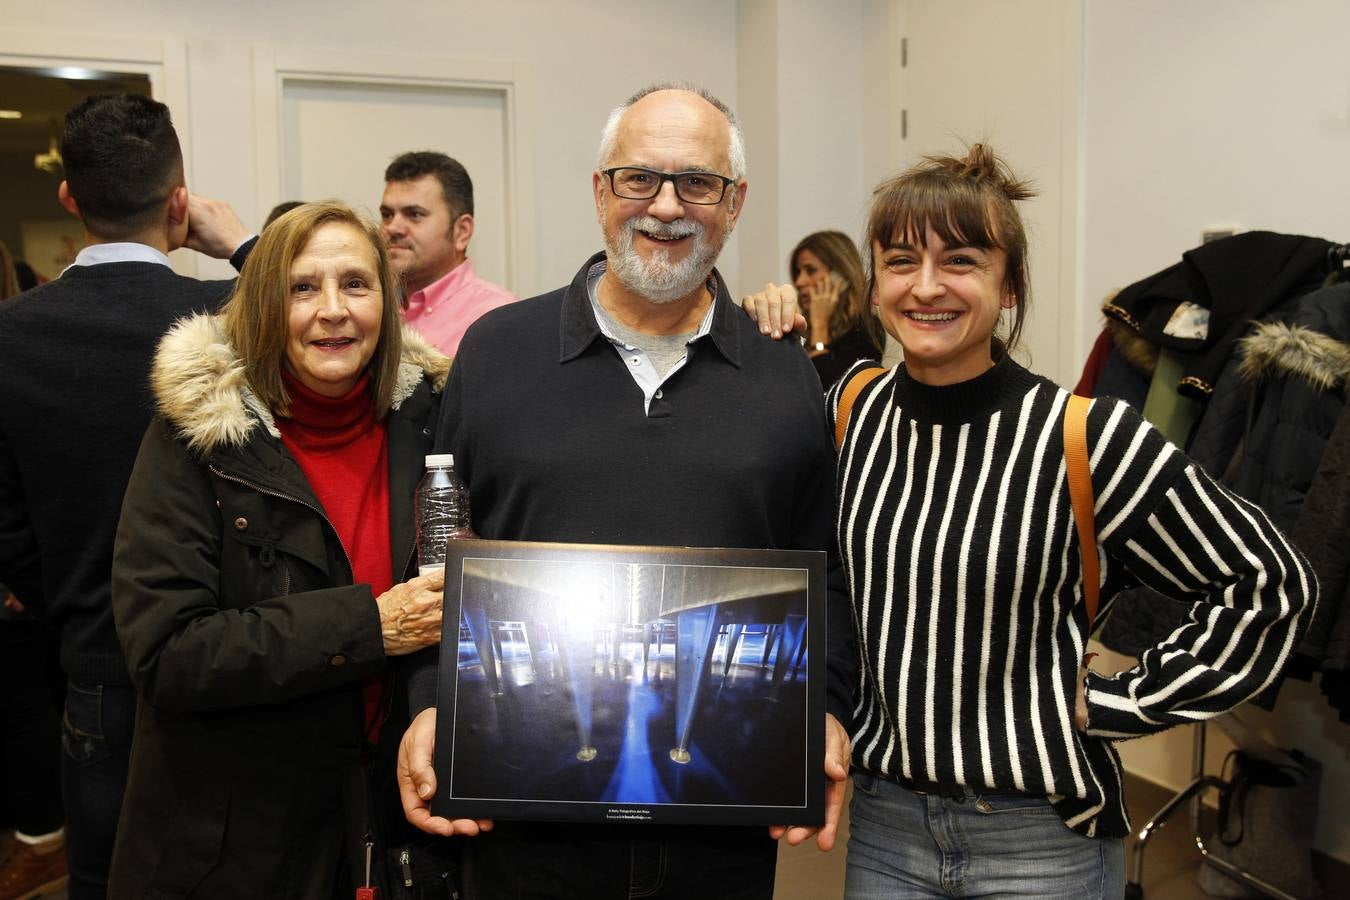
[1237,321,1350,392]
[152,313,451,453]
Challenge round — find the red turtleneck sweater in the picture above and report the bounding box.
[276,369,391,742]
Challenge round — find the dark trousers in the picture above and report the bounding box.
[60,681,135,900]
[0,617,64,835]
[461,825,777,900]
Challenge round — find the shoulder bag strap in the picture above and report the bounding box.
[834,367,887,450]
[1063,393,1100,624]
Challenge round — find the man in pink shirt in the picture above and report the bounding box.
[380,151,516,355]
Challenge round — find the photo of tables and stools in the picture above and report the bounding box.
[433,541,825,825]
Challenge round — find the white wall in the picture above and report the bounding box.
[737,0,870,294]
[1081,0,1350,353]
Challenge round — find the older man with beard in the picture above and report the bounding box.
[395,83,855,900]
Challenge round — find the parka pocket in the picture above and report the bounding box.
[144,782,231,898]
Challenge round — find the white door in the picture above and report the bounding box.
[280,78,512,292]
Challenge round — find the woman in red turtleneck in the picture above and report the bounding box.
[109,202,454,899]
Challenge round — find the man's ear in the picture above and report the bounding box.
[726,180,748,231]
[165,185,190,251]
[57,181,81,218]
[593,170,606,225]
[452,212,474,254]
[166,186,189,227]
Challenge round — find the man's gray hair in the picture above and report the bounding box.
[596,82,747,182]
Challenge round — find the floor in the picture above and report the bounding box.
[772,774,1346,900]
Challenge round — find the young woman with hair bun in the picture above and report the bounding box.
[747,144,1313,899]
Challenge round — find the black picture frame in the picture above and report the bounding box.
[431,539,826,827]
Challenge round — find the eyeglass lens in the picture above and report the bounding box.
[610,168,727,204]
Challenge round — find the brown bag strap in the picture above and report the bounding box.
[1063,393,1100,624]
[834,367,887,449]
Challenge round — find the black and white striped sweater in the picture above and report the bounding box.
[829,359,1315,838]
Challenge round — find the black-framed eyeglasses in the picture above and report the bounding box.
[601,166,736,205]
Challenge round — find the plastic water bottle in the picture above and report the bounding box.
[416,453,473,575]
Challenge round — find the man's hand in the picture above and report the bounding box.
[184,193,252,259]
[740,283,807,340]
[397,707,495,837]
[770,712,850,851]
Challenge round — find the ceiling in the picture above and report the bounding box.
[0,66,151,157]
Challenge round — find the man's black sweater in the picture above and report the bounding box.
[431,251,855,719]
[0,261,233,684]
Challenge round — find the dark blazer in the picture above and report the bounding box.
[0,261,233,685]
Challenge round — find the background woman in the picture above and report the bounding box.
[110,202,451,898]
[790,230,884,389]
[748,146,1313,898]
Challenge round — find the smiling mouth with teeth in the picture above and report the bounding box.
[906,311,960,322]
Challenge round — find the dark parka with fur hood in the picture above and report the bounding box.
[109,313,449,899]
[1187,282,1350,532]
[1104,284,1347,677]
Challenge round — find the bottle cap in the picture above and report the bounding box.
[424,453,455,468]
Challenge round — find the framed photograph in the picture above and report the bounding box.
[431,539,826,827]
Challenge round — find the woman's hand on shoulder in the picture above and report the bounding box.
[376,568,445,656]
[740,282,807,340]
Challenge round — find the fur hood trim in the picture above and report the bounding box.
[152,313,451,453]
[1238,321,1350,392]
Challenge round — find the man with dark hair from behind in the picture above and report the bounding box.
[380,150,516,355]
[0,93,252,899]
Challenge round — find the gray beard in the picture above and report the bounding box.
[604,214,722,304]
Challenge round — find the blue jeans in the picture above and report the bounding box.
[61,681,135,900]
[846,772,1124,899]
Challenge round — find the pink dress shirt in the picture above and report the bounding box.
[401,259,517,356]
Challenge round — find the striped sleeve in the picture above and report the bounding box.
[1083,400,1317,738]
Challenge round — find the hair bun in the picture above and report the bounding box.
[956,143,1036,202]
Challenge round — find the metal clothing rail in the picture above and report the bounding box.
[1124,719,1303,900]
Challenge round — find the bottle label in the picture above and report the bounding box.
[418,563,446,577]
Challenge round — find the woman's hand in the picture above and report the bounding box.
[1074,652,1097,732]
[740,283,807,339]
[376,568,445,656]
[806,272,844,350]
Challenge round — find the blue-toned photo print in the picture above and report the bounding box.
[432,540,825,826]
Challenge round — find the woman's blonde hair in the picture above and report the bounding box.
[221,201,402,417]
[865,143,1036,359]
[789,230,883,350]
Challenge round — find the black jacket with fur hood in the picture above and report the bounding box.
[1104,285,1348,693]
[1187,282,1350,532]
[109,313,448,899]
